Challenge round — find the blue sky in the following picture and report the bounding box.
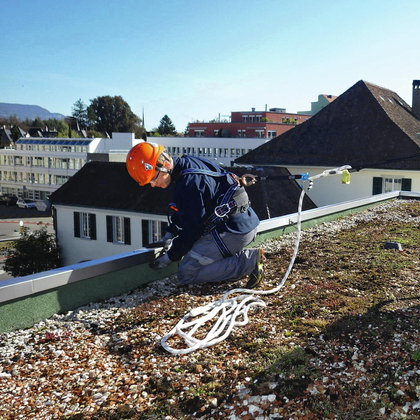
[1,0,419,132]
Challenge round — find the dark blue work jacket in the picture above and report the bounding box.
[166,156,260,261]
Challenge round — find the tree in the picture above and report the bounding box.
[87,95,145,138]
[3,226,60,277]
[157,115,177,136]
[44,118,70,138]
[71,99,89,130]
[31,117,44,128]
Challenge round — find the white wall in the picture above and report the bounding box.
[89,133,141,153]
[286,166,420,207]
[156,136,268,166]
[55,205,166,266]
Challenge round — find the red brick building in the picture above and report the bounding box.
[188,107,312,138]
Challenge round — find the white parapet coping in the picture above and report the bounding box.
[0,248,158,304]
[258,191,401,232]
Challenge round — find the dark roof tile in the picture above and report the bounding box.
[49,161,316,219]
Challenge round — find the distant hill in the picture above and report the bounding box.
[0,103,67,121]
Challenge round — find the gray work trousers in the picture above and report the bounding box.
[177,227,259,285]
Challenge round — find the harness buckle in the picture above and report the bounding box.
[214,202,235,218]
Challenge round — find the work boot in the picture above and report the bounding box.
[246,248,265,288]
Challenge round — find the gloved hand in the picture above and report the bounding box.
[160,232,174,250]
[149,252,171,269]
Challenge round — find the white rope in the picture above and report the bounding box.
[161,166,351,355]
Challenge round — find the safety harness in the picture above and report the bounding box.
[178,166,250,258]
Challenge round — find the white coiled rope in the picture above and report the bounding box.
[161,166,351,355]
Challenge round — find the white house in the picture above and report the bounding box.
[236,80,420,207]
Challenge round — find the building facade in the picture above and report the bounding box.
[156,136,269,167]
[0,132,140,201]
[188,108,311,139]
[297,94,337,115]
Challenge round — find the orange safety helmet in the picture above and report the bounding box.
[126,142,166,186]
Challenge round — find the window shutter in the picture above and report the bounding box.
[402,178,412,191]
[142,220,149,247]
[74,212,80,238]
[106,216,113,242]
[124,217,131,245]
[90,214,97,240]
[160,221,168,233]
[53,207,58,236]
[372,177,383,195]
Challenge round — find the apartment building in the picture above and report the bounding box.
[156,136,269,167]
[0,130,268,202]
[188,107,312,139]
[0,132,140,201]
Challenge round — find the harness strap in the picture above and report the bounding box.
[180,165,250,258]
[181,167,249,230]
[210,229,232,258]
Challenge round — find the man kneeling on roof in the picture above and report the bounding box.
[126,142,264,288]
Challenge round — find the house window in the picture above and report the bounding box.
[268,130,276,139]
[106,215,131,245]
[214,130,219,137]
[114,216,124,243]
[141,220,168,246]
[74,212,97,240]
[81,213,92,239]
[56,175,70,185]
[384,178,402,193]
[242,115,248,123]
[194,130,204,138]
[255,130,265,138]
[373,177,411,195]
[150,220,163,243]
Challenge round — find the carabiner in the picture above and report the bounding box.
[241,174,258,186]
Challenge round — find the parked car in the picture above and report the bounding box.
[0,195,18,206]
[16,198,36,209]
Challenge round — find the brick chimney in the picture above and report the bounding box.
[412,80,420,120]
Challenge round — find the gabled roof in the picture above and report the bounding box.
[236,80,420,170]
[49,161,316,219]
[0,129,13,147]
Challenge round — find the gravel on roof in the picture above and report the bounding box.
[1,199,420,419]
